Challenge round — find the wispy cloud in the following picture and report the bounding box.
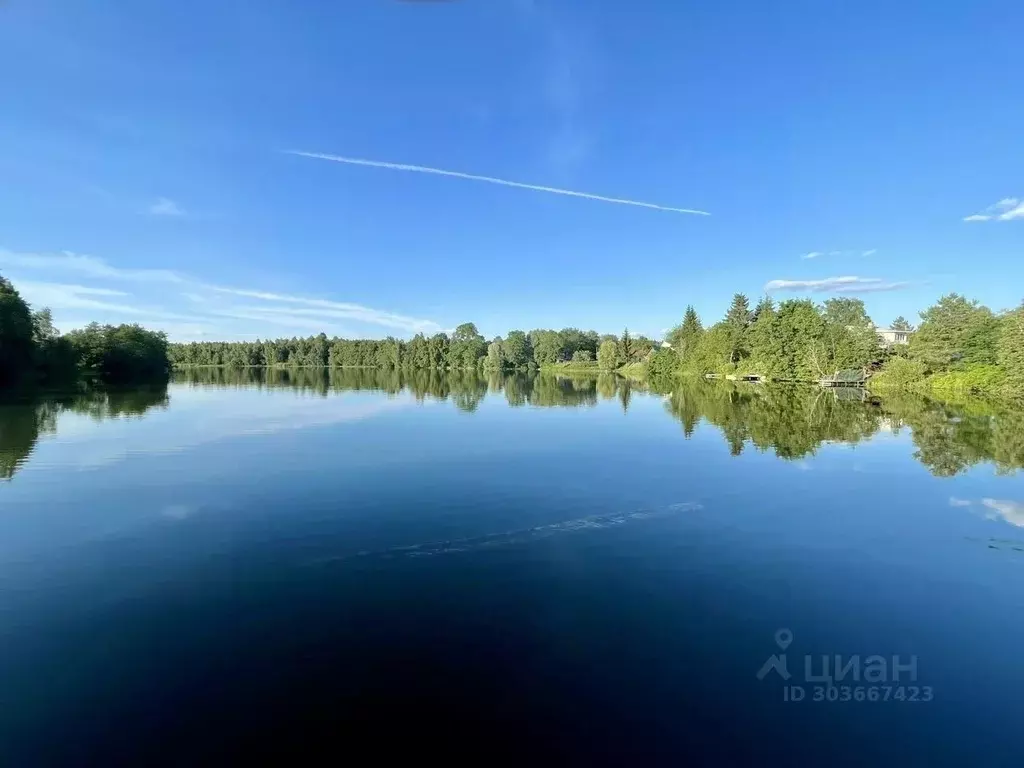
[982,498,1024,528]
[204,286,444,334]
[801,249,877,260]
[963,198,1024,222]
[204,308,355,335]
[952,497,1024,528]
[765,276,912,294]
[286,151,710,216]
[12,280,206,323]
[0,249,184,283]
[148,197,185,216]
[2,247,444,340]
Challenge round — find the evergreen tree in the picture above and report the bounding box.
[751,295,774,323]
[910,294,998,372]
[891,316,913,332]
[724,293,752,364]
[668,306,704,361]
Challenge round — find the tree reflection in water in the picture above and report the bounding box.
[3,369,1022,480]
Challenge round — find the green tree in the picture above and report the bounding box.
[0,275,35,387]
[572,349,593,362]
[529,330,564,366]
[620,328,633,362]
[65,323,170,383]
[774,299,828,380]
[598,340,621,370]
[485,339,505,370]
[627,335,655,363]
[451,323,486,369]
[910,294,998,372]
[502,330,532,368]
[667,305,704,363]
[744,299,781,377]
[724,293,752,363]
[688,323,733,373]
[891,316,913,332]
[997,303,1024,384]
[819,297,879,373]
[751,295,774,323]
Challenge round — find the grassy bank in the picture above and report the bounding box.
[867,358,1022,401]
[539,361,602,373]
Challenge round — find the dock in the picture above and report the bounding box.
[819,369,870,388]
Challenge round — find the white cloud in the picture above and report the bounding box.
[148,197,185,216]
[948,497,1024,529]
[204,287,444,334]
[12,282,128,298]
[13,280,209,324]
[764,276,912,294]
[963,197,1023,222]
[800,249,876,260]
[2,247,445,341]
[981,498,1024,528]
[287,151,711,216]
[204,308,354,335]
[0,249,184,283]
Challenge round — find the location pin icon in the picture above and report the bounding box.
[775,628,793,650]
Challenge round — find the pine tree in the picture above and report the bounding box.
[724,293,752,364]
[667,306,704,361]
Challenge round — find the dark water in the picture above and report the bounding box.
[2,369,1023,765]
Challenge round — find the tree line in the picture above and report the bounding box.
[650,293,1024,399]
[0,274,171,389]
[169,324,659,372]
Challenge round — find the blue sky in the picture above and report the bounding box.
[1,0,1021,341]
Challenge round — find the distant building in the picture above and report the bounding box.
[660,341,673,349]
[876,327,912,346]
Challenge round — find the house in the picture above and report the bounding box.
[876,327,912,346]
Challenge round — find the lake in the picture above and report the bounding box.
[2,368,1023,765]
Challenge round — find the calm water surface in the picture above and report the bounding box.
[2,369,1023,765]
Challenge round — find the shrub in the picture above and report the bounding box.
[928,364,1007,397]
[869,357,926,391]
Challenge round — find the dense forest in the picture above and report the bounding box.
[169,323,658,372]
[0,274,170,389]
[650,293,1024,399]
[170,291,1024,399]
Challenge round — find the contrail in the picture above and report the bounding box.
[286,150,710,216]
